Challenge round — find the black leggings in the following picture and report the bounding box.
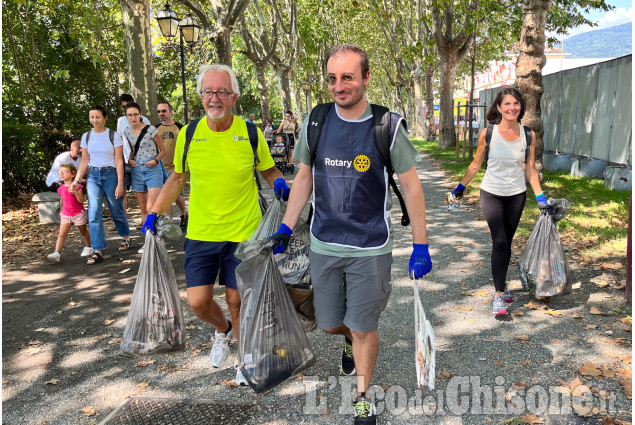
[480,189,526,292]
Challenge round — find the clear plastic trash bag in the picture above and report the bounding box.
[234,197,284,258]
[235,240,316,393]
[518,210,572,298]
[120,232,186,355]
[546,197,572,223]
[414,278,435,390]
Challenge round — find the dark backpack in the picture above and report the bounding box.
[183,118,267,212]
[83,129,116,145]
[306,102,411,226]
[484,124,533,166]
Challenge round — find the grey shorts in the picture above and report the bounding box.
[309,249,393,333]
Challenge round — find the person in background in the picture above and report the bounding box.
[47,163,92,262]
[116,94,150,216]
[45,140,82,191]
[450,87,547,316]
[269,44,432,425]
[156,101,187,231]
[246,113,255,124]
[73,105,131,264]
[141,64,289,386]
[123,102,166,234]
[276,110,299,166]
[263,119,276,145]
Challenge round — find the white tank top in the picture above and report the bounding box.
[480,125,528,196]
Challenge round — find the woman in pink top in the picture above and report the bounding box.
[47,163,93,262]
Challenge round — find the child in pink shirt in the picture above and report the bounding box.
[47,163,93,262]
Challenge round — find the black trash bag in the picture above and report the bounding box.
[235,240,316,393]
[546,197,572,223]
[518,211,572,298]
[120,232,186,355]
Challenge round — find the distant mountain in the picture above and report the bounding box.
[555,22,632,58]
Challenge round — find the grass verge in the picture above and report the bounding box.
[412,138,630,264]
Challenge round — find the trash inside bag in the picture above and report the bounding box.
[546,197,572,223]
[120,232,186,355]
[274,220,311,288]
[236,240,316,393]
[518,210,572,298]
[156,215,182,239]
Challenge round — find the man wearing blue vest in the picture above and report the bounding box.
[270,44,432,424]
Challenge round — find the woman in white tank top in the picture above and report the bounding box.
[449,88,548,316]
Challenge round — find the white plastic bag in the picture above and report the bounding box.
[414,278,435,390]
[119,232,186,355]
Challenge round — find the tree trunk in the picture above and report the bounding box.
[294,84,305,122]
[515,0,553,177]
[214,30,232,66]
[424,65,436,142]
[412,76,424,138]
[255,64,271,121]
[278,68,293,113]
[121,0,158,123]
[438,59,458,149]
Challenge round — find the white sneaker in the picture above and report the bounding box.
[47,251,60,262]
[80,246,94,257]
[209,322,233,368]
[137,246,144,254]
[235,366,248,386]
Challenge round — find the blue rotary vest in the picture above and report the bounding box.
[311,107,389,249]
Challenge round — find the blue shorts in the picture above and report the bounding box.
[131,160,164,192]
[184,239,240,289]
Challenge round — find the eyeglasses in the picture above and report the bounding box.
[58,170,71,175]
[157,109,168,113]
[126,113,140,118]
[200,90,233,100]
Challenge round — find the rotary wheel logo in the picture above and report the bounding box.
[353,154,371,172]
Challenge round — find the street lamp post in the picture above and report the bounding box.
[156,2,200,124]
[300,82,311,115]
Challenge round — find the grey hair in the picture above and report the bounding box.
[196,64,240,96]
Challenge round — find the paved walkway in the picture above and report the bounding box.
[2,153,631,425]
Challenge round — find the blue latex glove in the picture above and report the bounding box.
[274,178,290,201]
[269,223,293,254]
[452,183,466,199]
[536,193,549,211]
[409,243,432,279]
[142,213,158,235]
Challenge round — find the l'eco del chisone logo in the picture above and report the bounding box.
[353,154,370,172]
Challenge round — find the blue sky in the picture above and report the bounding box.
[567,0,633,37]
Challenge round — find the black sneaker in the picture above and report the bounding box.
[341,337,355,375]
[353,395,376,424]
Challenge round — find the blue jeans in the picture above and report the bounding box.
[87,166,130,251]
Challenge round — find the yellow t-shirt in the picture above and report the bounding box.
[174,116,275,242]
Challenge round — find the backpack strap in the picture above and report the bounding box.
[246,121,263,191]
[371,104,410,226]
[84,129,115,146]
[307,103,334,166]
[182,117,202,171]
[132,125,150,158]
[523,125,533,162]
[84,131,90,145]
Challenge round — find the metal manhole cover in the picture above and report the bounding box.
[98,397,257,425]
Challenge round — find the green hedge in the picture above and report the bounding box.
[2,123,72,199]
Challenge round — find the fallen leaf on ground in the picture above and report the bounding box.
[437,369,452,379]
[222,380,237,387]
[519,413,545,424]
[550,339,561,343]
[573,313,584,319]
[513,382,527,390]
[514,335,530,341]
[104,319,114,325]
[544,309,565,317]
[586,325,598,329]
[525,301,547,310]
[493,361,505,366]
[455,306,473,311]
[45,379,60,385]
[579,362,603,377]
[600,262,623,270]
[590,307,609,316]
[476,290,489,297]
[137,360,155,367]
[119,268,131,274]
[81,406,97,416]
[520,359,532,366]
[559,377,584,391]
[619,316,632,325]
[510,311,524,317]
[620,380,632,399]
[108,337,122,345]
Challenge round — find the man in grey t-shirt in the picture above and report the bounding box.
[269,44,432,425]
